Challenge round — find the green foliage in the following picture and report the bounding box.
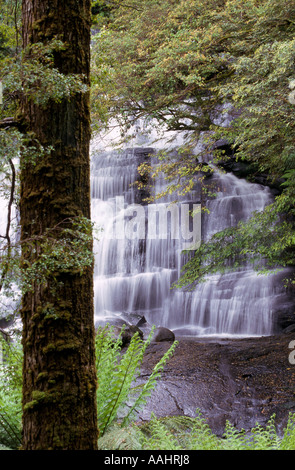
[91,0,295,285]
[140,411,295,450]
[175,200,295,289]
[0,335,22,450]
[0,0,21,60]
[140,411,221,450]
[1,333,295,451]
[97,423,143,450]
[20,216,95,293]
[1,39,89,109]
[91,0,115,27]
[91,0,238,139]
[140,414,184,451]
[98,410,295,451]
[280,412,295,450]
[222,416,281,450]
[95,324,178,436]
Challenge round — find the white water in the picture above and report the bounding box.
[90,122,287,337]
[0,166,20,324]
[0,120,290,337]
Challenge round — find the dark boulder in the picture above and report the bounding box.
[121,325,144,346]
[152,327,175,343]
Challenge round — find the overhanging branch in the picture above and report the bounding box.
[0,117,22,130]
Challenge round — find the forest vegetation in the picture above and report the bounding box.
[0,0,294,450]
[91,0,295,288]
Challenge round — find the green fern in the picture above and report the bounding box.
[140,412,220,450]
[248,416,282,450]
[2,328,295,451]
[221,420,250,450]
[223,415,282,450]
[96,325,146,434]
[95,324,178,436]
[280,413,295,450]
[121,337,178,427]
[97,423,142,450]
[0,335,22,449]
[138,410,295,451]
[185,409,221,450]
[140,413,183,450]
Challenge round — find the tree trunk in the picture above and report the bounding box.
[20,0,98,450]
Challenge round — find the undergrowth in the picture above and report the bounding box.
[1,327,295,450]
[98,412,295,451]
[95,324,178,435]
[0,333,22,449]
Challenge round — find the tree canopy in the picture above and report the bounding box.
[1,0,294,301]
[91,0,295,286]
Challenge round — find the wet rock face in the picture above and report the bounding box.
[137,333,295,437]
[215,142,284,194]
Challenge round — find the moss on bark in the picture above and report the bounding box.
[20,0,98,450]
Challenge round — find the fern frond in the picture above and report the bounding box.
[0,336,22,449]
[141,413,183,450]
[97,331,144,433]
[121,339,179,426]
[97,423,143,450]
[96,324,174,436]
[222,414,282,450]
[280,413,295,450]
[186,409,221,450]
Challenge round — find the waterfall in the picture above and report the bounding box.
[0,121,291,337]
[90,123,291,337]
[0,164,20,329]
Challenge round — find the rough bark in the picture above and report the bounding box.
[20,0,98,450]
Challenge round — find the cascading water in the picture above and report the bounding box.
[90,123,291,337]
[0,122,291,338]
[0,165,20,330]
[166,171,277,336]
